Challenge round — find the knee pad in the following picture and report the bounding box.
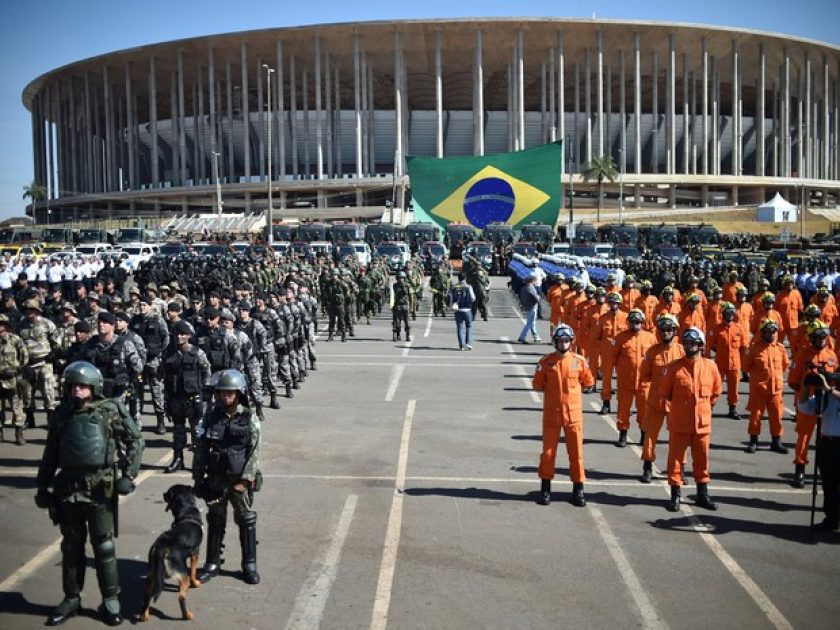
[92,536,115,559]
[241,511,257,528]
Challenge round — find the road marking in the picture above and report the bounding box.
[324,362,505,368]
[423,311,434,338]
[587,401,795,630]
[370,399,416,630]
[502,336,541,404]
[285,494,359,630]
[590,506,669,630]
[384,365,405,402]
[0,450,172,592]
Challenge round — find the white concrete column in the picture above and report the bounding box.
[435,30,443,158]
[540,61,547,144]
[257,58,265,179]
[369,61,376,177]
[517,29,525,150]
[360,51,368,175]
[783,49,790,177]
[585,48,592,164]
[178,51,189,184]
[241,44,250,180]
[325,53,333,178]
[702,38,708,175]
[596,30,603,156]
[651,52,658,173]
[334,65,342,177]
[315,37,324,180]
[474,29,484,155]
[574,63,580,171]
[277,40,286,180]
[732,40,740,176]
[668,35,675,174]
[620,50,626,172]
[125,62,136,189]
[634,33,641,174]
[824,56,830,179]
[712,57,719,175]
[208,49,216,174]
[805,56,812,179]
[757,44,765,176]
[303,68,310,179]
[290,55,298,177]
[226,62,234,180]
[683,53,689,174]
[67,77,77,195]
[353,35,362,176]
[549,47,556,141]
[197,69,206,184]
[558,32,565,142]
[394,30,403,176]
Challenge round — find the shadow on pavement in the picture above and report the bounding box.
[404,486,538,502]
[0,474,38,490]
[650,514,840,545]
[0,457,43,468]
[502,407,542,412]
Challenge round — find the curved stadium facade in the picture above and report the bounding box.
[21,18,840,223]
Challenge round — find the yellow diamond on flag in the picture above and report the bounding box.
[430,165,551,227]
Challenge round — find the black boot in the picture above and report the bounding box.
[695,483,718,510]
[406,333,411,341]
[239,512,260,585]
[46,598,80,626]
[25,409,35,429]
[537,479,551,505]
[286,383,294,399]
[667,485,681,512]
[155,413,166,435]
[793,464,806,489]
[269,394,280,409]
[292,379,300,390]
[615,430,628,448]
[255,405,265,423]
[341,329,347,342]
[310,360,317,371]
[638,431,646,446]
[640,461,653,484]
[164,449,184,474]
[727,405,741,420]
[14,427,26,446]
[599,400,611,414]
[197,513,226,583]
[770,436,789,454]
[746,435,758,453]
[571,482,586,507]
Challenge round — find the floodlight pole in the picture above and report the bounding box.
[618,148,625,224]
[565,134,575,226]
[212,151,223,216]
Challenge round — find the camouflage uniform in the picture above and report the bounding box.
[391,276,411,341]
[18,300,60,425]
[0,315,29,443]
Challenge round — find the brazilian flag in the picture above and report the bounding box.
[407,141,562,230]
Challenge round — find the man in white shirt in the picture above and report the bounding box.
[0,262,14,290]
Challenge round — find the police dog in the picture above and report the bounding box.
[138,484,204,621]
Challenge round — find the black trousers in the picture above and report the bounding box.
[817,436,840,526]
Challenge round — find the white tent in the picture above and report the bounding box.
[757,192,798,223]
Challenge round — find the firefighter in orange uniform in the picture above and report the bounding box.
[734,287,754,335]
[776,276,804,345]
[638,314,684,483]
[787,321,838,487]
[634,280,659,332]
[607,309,657,447]
[655,286,682,319]
[743,318,790,454]
[532,324,595,507]
[704,286,725,337]
[685,276,707,308]
[707,302,748,419]
[815,287,839,325]
[722,271,745,303]
[750,292,783,337]
[547,273,567,338]
[621,275,640,313]
[564,279,588,345]
[660,327,722,512]
[596,292,629,414]
[678,293,706,335]
[751,278,772,312]
[791,304,824,359]
[577,285,601,361]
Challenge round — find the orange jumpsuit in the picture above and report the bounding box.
[584,302,609,368]
[707,321,748,405]
[533,351,595,482]
[607,328,658,431]
[596,309,629,401]
[660,356,722,486]
[621,287,640,313]
[743,338,789,438]
[655,298,682,319]
[750,307,783,337]
[566,292,588,343]
[686,287,708,308]
[639,341,685,462]
[735,301,754,335]
[576,299,599,358]
[819,300,839,327]
[678,306,706,336]
[776,288,804,344]
[723,281,745,303]
[705,300,724,337]
[788,345,838,466]
[548,284,567,328]
[634,294,659,332]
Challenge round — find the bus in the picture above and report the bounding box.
[115,227,152,244]
[297,223,329,243]
[271,223,297,242]
[519,222,554,250]
[597,223,639,246]
[483,222,516,246]
[41,227,74,247]
[366,223,403,246]
[404,222,440,246]
[76,228,112,245]
[643,224,679,248]
[330,222,366,243]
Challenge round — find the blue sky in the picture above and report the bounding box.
[1,0,837,219]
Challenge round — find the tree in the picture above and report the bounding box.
[22,181,48,224]
[581,155,617,222]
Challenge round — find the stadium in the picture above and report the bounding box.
[21,18,840,225]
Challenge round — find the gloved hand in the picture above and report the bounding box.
[115,476,135,496]
[35,489,53,509]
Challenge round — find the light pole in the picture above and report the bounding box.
[618,147,625,224]
[211,151,223,216]
[565,134,575,227]
[263,63,275,245]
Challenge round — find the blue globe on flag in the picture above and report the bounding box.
[463,177,516,228]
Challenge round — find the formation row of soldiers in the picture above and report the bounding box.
[532,263,840,511]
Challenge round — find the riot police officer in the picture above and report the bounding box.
[162,320,211,473]
[35,362,144,626]
[80,312,144,406]
[193,369,261,585]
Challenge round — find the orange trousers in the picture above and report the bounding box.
[539,421,585,482]
[588,340,601,375]
[600,364,616,401]
[747,392,784,437]
[667,432,711,486]
[616,386,646,431]
[723,369,740,406]
[794,412,818,465]
[641,407,666,462]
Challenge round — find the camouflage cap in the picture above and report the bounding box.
[23,298,42,312]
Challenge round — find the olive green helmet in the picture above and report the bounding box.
[63,361,104,398]
[214,369,248,398]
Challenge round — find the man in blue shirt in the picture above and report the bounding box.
[798,371,840,532]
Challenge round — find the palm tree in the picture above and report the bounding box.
[581,155,618,222]
[22,181,48,223]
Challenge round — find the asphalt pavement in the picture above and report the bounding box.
[0,277,838,629]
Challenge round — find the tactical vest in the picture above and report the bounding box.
[164,346,204,395]
[204,408,253,476]
[84,336,128,397]
[57,403,115,469]
[205,329,231,371]
[138,315,166,356]
[252,310,275,343]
